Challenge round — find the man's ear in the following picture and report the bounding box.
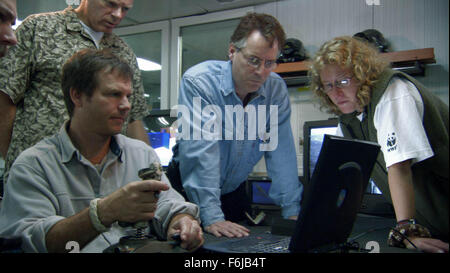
[70,88,83,108]
[228,44,237,60]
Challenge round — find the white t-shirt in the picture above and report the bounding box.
[337,77,433,169]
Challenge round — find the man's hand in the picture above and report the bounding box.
[168,214,204,251]
[98,180,169,226]
[406,237,449,253]
[204,220,250,238]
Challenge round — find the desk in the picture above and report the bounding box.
[347,213,416,253]
[200,213,417,253]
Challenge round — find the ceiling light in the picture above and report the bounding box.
[157,117,170,126]
[12,19,22,30]
[137,57,161,71]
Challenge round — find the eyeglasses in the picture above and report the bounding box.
[322,77,353,93]
[236,47,278,70]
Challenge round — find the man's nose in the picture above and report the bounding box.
[254,63,270,77]
[119,96,131,111]
[111,7,125,20]
[0,24,18,46]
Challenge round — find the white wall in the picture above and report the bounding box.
[251,0,449,176]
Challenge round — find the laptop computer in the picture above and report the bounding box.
[202,134,381,253]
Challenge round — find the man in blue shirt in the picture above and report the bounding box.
[167,12,303,238]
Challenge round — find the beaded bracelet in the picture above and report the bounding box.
[89,198,110,233]
[387,219,431,248]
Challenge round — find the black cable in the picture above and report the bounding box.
[346,225,393,253]
[391,228,419,250]
[348,224,420,251]
[347,225,392,242]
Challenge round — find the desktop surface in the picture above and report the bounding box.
[200,213,416,253]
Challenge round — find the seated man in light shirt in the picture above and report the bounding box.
[0,48,204,253]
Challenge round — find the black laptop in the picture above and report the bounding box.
[202,135,381,253]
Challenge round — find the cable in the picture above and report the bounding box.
[346,225,392,253]
[347,225,391,242]
[348,225,420,252]
[391,228,419,250]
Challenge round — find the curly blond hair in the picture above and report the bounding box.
[309,36,390,115]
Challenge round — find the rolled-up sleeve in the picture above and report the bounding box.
[150,172,200,240]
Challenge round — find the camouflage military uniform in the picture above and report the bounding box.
[0,7,148,184]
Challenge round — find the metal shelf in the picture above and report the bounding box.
[274,48,436,87]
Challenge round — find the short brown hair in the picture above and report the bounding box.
[230,12,286,50]
[61,48,133,117]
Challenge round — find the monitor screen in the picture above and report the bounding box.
[143,110,177,167]
[303,119,339,183]
[250,180,274,205]
[303,119,382,196]
[308,126,338,179]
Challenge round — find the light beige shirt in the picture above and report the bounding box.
[0,122,199,253]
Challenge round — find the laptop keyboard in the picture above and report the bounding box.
[229,234,291,253]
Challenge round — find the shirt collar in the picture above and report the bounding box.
[220,60,267,100]
[220,61,235,96]
[63,7,112,42]
[64,7,84,33]
[59,120,123,164]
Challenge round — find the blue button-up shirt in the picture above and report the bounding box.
[172,60,303,226]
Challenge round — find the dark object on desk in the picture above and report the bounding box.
[270,217,296,236]
[0,237,22,253]
[202,135,380,253]
[132,233,188,253]
[303,119,394,217]
[360,193,395,216]
[105,234,188,253]
[108,163,163,253]
[289,135,380,252]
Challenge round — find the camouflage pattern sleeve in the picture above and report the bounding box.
[128,51,148,122]
[0,16,36,104]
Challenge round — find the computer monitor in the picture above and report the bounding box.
[303,119,339,184]
[142,109,177,167]
[302,119,393,216]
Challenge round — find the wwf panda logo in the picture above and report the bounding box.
[387,132,397,152]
